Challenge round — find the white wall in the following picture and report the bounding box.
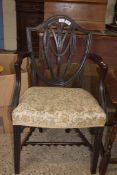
[3,0,17,50]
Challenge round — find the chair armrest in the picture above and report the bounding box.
[11,52,30,110]
[15,51,30,67]
[87,53,108,112]
[87,53,107,70]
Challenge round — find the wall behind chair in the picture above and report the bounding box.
[0,0,4,49]
[2,0,16,51]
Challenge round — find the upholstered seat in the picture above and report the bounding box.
[12,87,106,128]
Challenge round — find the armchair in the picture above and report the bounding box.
[12,15,108,174]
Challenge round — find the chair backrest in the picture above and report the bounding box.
[26,15,92,87]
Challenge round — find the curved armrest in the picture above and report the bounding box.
[11,52,30,110]
[87,53,108,112]
[15,51,30,67]
[87,53,108,71]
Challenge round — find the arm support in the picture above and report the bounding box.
[11,52,30,110]
[87,53,108,112]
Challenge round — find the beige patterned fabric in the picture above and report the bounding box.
[12,87,106,128]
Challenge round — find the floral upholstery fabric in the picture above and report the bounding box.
[12,87,106,128]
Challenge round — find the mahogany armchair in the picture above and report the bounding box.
[11,15,108,174]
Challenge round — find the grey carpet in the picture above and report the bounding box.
[0,129,117,175]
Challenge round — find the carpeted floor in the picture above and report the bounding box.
[0,129,117,175]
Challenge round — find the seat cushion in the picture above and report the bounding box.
[12,87,106,128]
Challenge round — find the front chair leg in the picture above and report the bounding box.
[91,127,104,174]
[99,123,117,175]
[13,125,21,174]
[65,129,71,133]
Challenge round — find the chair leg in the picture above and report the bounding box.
[99,123,117,175]
[99,153,111,175]
[65,129,71,133]
[13,125,21,174]
[91,127,104,174]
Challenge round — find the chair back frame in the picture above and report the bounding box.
[26,15,92,87]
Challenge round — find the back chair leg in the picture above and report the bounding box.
[13,126,21,174]
[91,127,104,174]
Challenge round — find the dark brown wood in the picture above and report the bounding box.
[106,69,117,104]
[110,158,117,164]
[99,113,117,175]
[23,141,91,146]
[44,0,107,30]
[91,35,117,65]
[91,127,104,174]
[13,126,21,174]
[45,0,107,3]
[15,0,44,51]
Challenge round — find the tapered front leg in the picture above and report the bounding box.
[13,126,21,174]
[99,123,117,175]
[91,127,104,174]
